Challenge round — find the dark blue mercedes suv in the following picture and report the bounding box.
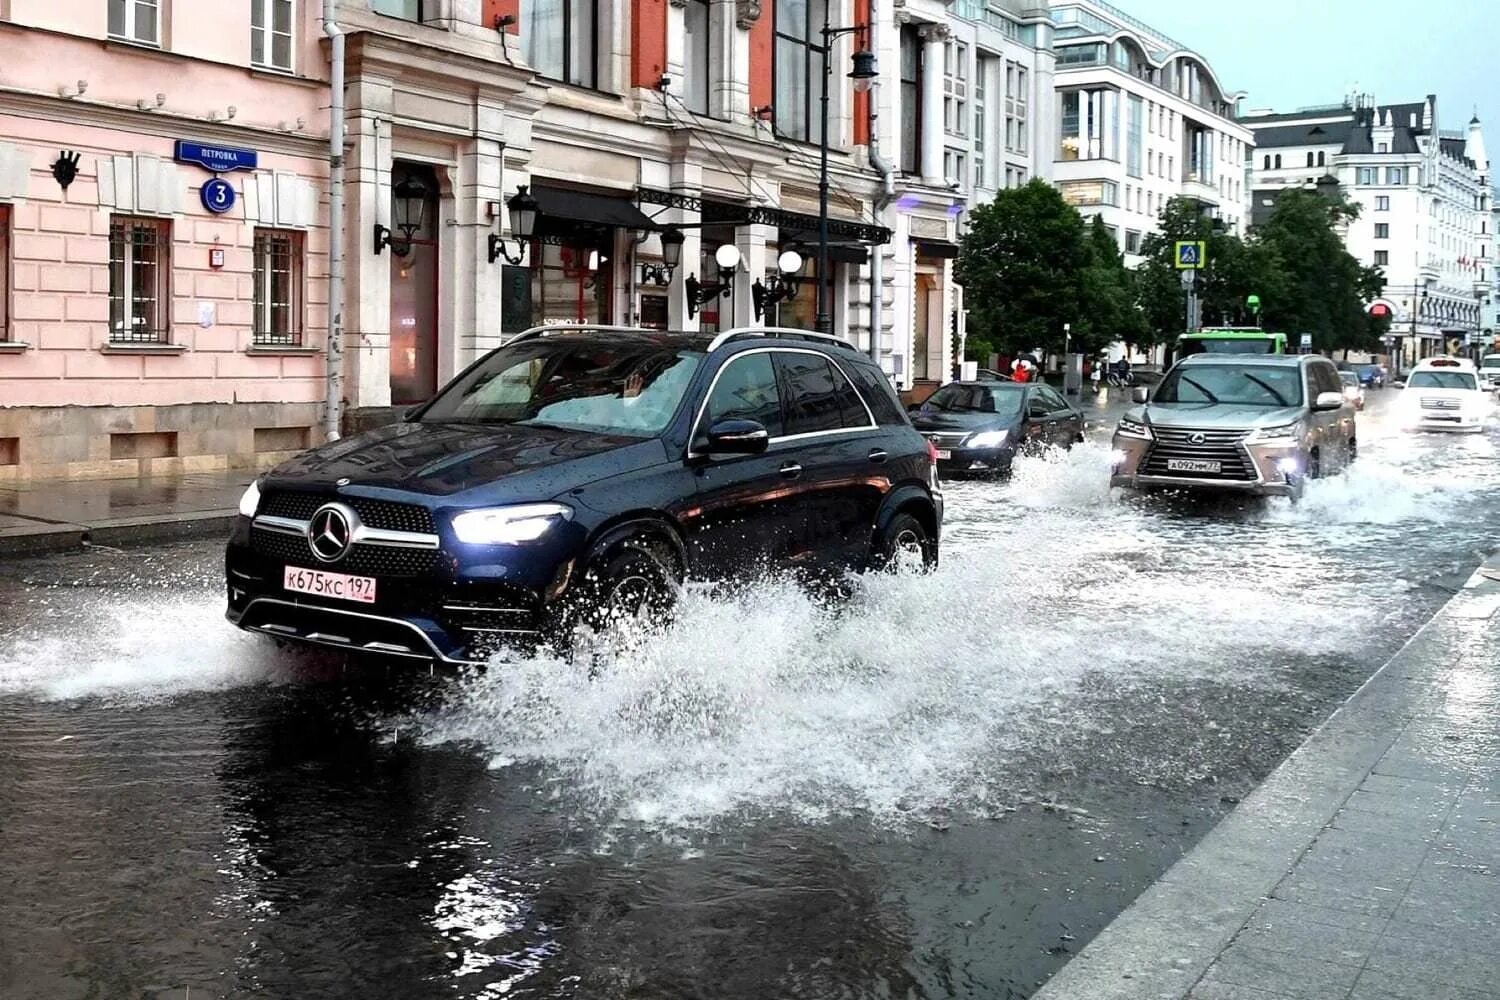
[226,326,942,664]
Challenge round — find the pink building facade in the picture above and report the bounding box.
[0,0,331,480]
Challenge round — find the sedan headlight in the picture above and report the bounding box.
[451,503,573,545]
[238,480,262,518]
[964,428,1010,448]
[1248,422,1301,443]
[1116,417,1152,439]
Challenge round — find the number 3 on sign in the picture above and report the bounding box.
[201,177,237,215]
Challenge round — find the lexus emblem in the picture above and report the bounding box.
[307,504,356,562]
[1188,432,1207,445]
[336,477,351,487]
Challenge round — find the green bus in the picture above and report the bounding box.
[1177,328,1289,356]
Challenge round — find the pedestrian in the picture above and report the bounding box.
[1090,358,1103,393]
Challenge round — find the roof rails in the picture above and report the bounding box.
[504,324,651,345]
[707,326,857,353]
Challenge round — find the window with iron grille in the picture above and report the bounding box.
[109,0,159,44]
[253,229,305,346]
[0,204,10,341]
[251,0,294,71]
[108,216,171,344]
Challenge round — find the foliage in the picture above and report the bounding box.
[956,180,1089,361]
[1074,216,1147,355]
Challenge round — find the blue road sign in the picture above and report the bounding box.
[1174,241,1206,269]
[174,140,258,173]
[200,177,237,215]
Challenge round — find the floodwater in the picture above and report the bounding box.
[1,391,1496,999]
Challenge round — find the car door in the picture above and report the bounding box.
[773,349,886,572]
[683,350,796,580]
[1034,384,1082,445]
[1310,362,1353,465]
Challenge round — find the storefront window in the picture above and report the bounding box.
[523,0,598,89]
[389,163,441,406]
[529,242,612,328]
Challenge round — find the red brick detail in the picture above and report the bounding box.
[853,0,871,146]
[483,0,519,33]
[749,7,774,111]
[632,0,669,90]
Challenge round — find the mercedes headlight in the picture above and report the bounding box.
[1116,417,1152,439]
[964,428,1010,448]
[1248,422,1301,443]
[451,503,573,545]
[238,480,262,518]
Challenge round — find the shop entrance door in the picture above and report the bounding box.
[389,163,441,406]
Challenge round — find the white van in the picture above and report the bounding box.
[1479,353,1500,390]
[1398,357,1490,433]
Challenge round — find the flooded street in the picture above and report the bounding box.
[2,390,1498,999]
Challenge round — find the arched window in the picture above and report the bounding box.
[1317,151,1326,167]
[1274,154,1282,169]
[1306,152,1315,167]
[1263,155,1271,170]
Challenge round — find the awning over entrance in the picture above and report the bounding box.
[914,239,960,260]
[531,184,657,234]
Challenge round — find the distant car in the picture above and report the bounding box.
[1397,357,1490,433]
[1338,370,1366,411]
[1479,353,1500,391]
[909,381,1085,476]
[1358,365,1387,388]
[1110,354,1357,498]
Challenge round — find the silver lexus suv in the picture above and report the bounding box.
[1110,354,1357,498]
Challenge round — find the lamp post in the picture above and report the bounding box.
[487,185,539,265]
[816,12,877,334]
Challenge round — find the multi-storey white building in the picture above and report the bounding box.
[1045,0,1252,263]
[1245,96,1492,366]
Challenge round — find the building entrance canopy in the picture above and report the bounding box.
[531,184,658,240]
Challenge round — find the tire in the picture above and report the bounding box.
[1307,448,1322,480]
[1348,437,1358,466]
[873,511,938,573]
[567,538,681,638]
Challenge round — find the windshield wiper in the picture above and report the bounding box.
[1178,376,1220,404]
[1241,373,1289,406]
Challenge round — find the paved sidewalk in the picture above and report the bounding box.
[0,471,252,556]
[1036,554,1500,1000]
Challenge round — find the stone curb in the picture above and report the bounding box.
[0,510,239,558]
[1032,550,1500,1000]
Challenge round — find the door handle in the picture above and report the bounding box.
[779,462,803,479]
[867,449,888,464]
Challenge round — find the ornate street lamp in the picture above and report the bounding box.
[639,226,686,286]
[374,173,429,257]
[753,248,806,320]
[814,15,877,334]
[685,243,742,318]
[488,185,540,265]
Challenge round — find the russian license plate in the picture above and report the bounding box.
[1166,458,1221,474]
[935,449,952,460]
[283,566,377,604]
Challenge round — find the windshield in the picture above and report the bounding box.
[1408,371,1479,391]
[924,384,1025,416]
[1155,364,1305,407]
[417,338,703,436]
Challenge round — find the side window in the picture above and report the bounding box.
[829,361,874,428]
[776,352,843,436]
[1025,388,1048,417]
[1311,364,1340,398]
[704,353,784,437]
[1036,385,1070,412]
[848,364,907,425]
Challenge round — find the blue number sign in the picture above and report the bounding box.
[201,177,237,215]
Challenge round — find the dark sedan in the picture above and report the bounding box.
[908,381,1085,475]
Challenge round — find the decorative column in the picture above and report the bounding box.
[920,23,946,182]
[344,78,396,411]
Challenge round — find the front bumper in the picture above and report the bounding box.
[1110,433,1304,497]
[934,444,1016,475]
[225,513,583,664]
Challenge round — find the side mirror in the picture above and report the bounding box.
[402,404,423,421]
[704,418,770,456]
[1313,391,1344,411]
[1132,387,1150,404]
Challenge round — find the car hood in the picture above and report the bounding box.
[264,421,667,500]
[909,410,1019,433]
[1122,402,1307,430]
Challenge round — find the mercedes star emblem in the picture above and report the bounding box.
[1188,432,1207,445]
[307,504,356,562]
[336,477,351,487]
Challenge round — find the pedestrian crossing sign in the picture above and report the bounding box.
[1175,241,1206,270]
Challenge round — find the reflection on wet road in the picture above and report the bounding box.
[1,391,1497,998]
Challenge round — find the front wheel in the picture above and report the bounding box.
[873,511,938,573]
[566,540,681,641]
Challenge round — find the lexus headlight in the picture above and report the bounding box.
[451,503,573,545]
[1116,417,1152,439]
[965,428,1010,448]
[238,480,262,518]
[1248,422,1301,443]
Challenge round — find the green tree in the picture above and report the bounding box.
[1254,189,1386,353]
[1074,215,1147,355]
[956,180,1089,360]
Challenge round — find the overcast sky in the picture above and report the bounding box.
[1118,0,1497,148]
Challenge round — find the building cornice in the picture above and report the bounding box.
[0,87,328,158]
